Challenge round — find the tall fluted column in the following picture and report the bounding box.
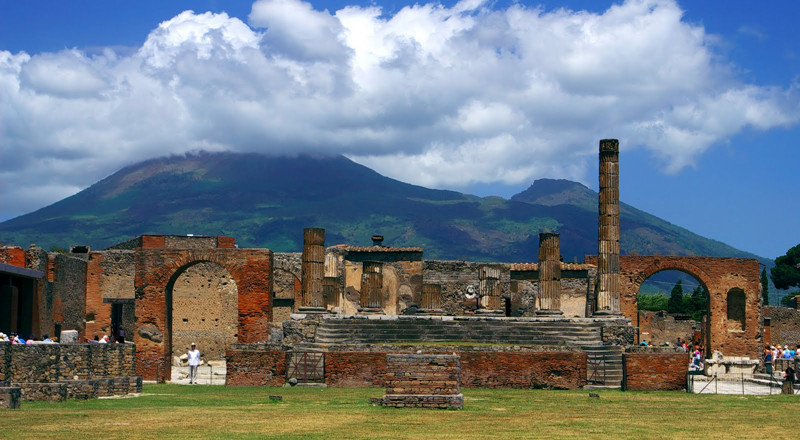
[537,232,563,315]
[596,139,621,315]
[300,228,326,312]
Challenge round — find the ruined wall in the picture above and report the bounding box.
[324,352,387,387]
[273,253,302,323]
[764,306,800,348]
[460,351,586,389]
[134,248,272,380]
[511,276,591,318]
[423,261,510,315]
[51,254,88,338]
[0,247,26,267]
[84,251,135,340]
[342,260,423,315]
[624,351,687,391]
[586,255,761,358]
[381,354,462,409]
[0,343,136,383]
[637,310,699,346]
[225,346,587,389]
[170,262,238,362]
[224,348,286,386]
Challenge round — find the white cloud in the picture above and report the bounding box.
[0,0,798,220]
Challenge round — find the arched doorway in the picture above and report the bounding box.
[635,269,710,352]
[167,261,238,365]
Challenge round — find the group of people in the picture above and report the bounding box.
[763,344,798,394]
[0,332,56,344]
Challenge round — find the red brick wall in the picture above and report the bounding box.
[586,255,761,358]
[217,237,236,249]
[225,350,286,386]
[624,352,687,391]
[0,247,26,267]
[325,352,387,387]
[134,248,272,380]
[139,236,166,249]
[84,253,111,339]
[461,351,587,389]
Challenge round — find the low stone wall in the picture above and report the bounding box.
[0,342,140,402]
[325,352,387,387]
[226,345,587,389]
[0,343,136,382]
[623,351,687,391]
[381,354,462,409]
[225,349,286,386]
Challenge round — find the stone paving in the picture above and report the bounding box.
[170,361,227,385]
[689,377,798,395]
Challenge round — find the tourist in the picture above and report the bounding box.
[25,334,35,345]
[187,343,201,384]
[42,334,53,343]
[783,347,793,360]
[90,335,100,343]
[0,332,7,342]
[12,333,25,344]
[689,350,703,371]
[99,335,109,344]
[764,345,774,375]
[782,367,795,394]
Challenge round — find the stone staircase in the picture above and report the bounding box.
[582,345,624,390]
[314,316,604,346]
[748,372,800,390]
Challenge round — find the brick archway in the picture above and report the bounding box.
[618,256,761,358]
[134,248,272,380]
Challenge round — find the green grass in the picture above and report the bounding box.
[1,385,797,439]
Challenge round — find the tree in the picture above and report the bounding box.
[637,293,668,311]
[761,267,769,305]
[771,244,800,290]
[690,285,709,321]
[667,279,684,314]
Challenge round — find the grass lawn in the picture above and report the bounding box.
[0,385,796,439]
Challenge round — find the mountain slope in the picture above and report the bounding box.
[0,152,767,265]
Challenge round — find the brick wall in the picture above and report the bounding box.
[225,349,286,386]
[764,306,800,348]
[0,247,26,267]
[225,347,587,389]
[624,352,687,391]
[381,354,462,409]
[461,351,587,389]
[324,352,387,387]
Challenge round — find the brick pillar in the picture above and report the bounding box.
[537,233,562,315]
[596,139,621,315]
[300,228,326,313]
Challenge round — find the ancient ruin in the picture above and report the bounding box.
[0,139,766,392]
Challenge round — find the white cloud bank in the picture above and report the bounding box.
[1,0,797,219]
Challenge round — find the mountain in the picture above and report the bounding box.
[0,152,768,265]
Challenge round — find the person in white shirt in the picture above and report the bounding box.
[187,343,201,384]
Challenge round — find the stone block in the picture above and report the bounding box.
[60,330,79,343]
[0,387,21,409]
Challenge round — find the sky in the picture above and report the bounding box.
[0,0,798,260]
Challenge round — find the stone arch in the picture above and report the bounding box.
[629,263,712,352]
[166,260,238,364]
[134,248,272,380]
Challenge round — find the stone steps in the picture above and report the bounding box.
[582,345,624,389]
[171,363,227,385]
[315,318,603,346]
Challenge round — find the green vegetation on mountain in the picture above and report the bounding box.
[0,152,770,265]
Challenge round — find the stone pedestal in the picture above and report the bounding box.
[381,354,463,409]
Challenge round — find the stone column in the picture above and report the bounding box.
[596,139,621,315]
[300,228,326,312]
[537,232,562,315]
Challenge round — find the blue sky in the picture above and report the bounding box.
[0,0,798,260]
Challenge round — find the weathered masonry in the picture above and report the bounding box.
[0,138,765,388]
